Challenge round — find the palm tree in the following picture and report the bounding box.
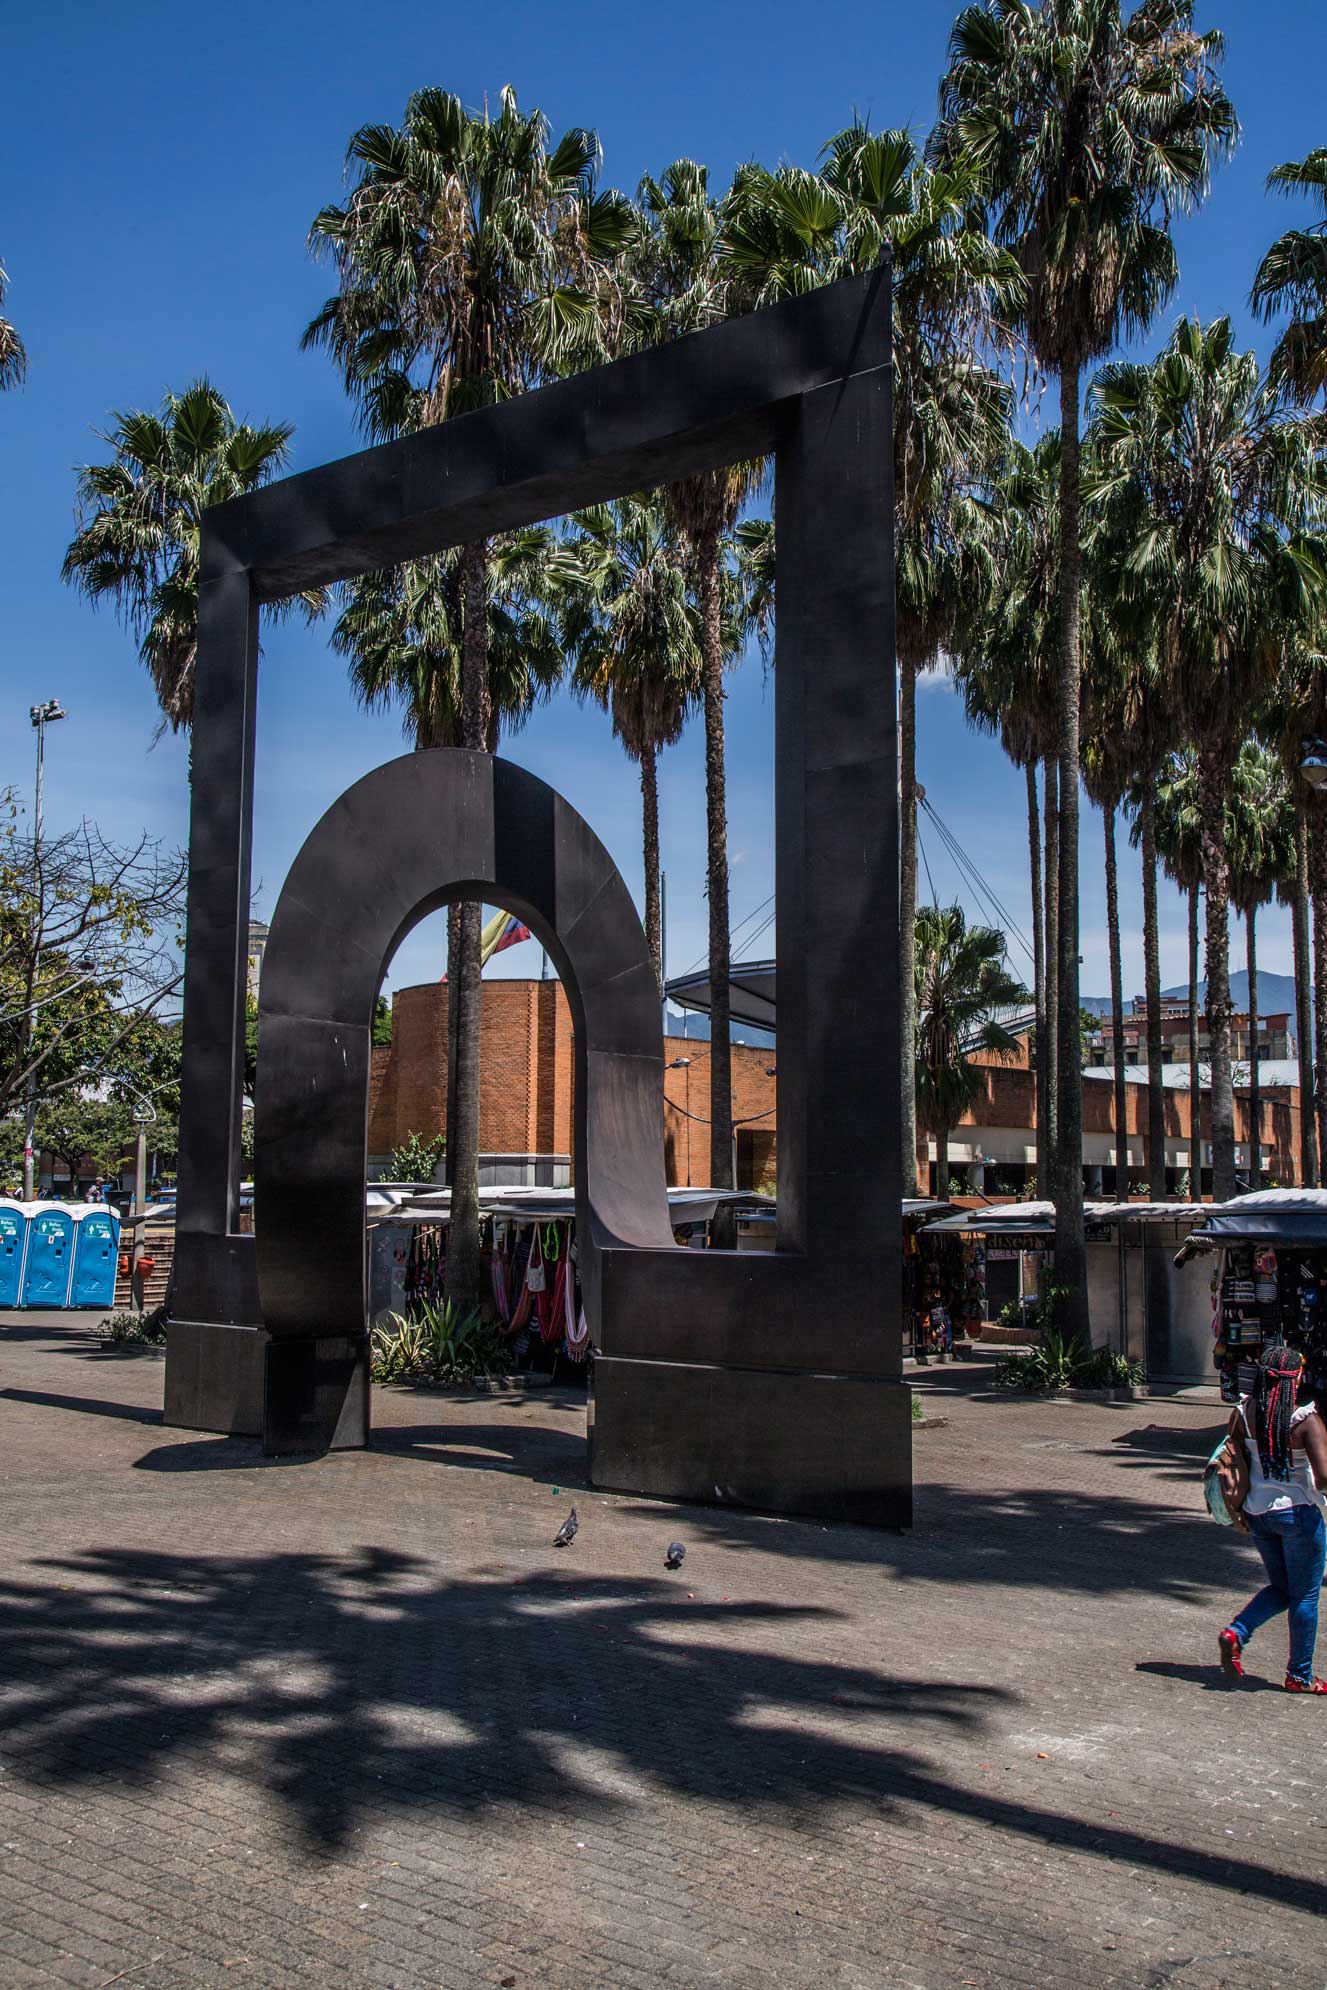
[1150,751,1204,1199]
[956,435,1063,1196]
[1252,150,1327,406]
[552,497,702,986]
[61,382,319,731]
[0,257,25,390]
[914,904,1029,1195]
[1268,644,1327,1180]
[934,0,1236,1322]
[1228,742,1297,1188]
[306,85,627,1304]
[1091,317,1327,1200]
[722,127,1020,1196]
[1082,467,1177,1202]
[627,161,759,1216]
[333,528,563,1161]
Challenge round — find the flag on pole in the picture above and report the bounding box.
[440,908,533,979]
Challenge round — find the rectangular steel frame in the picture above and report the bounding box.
[165,267,909,1525]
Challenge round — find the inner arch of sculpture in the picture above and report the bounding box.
[254,749,676,1447]
[162,266,911,1525]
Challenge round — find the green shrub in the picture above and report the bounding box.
[911,1390,923,1424]
[370,1299,507,1387]
[99,1307,168,1348]
[994,1297,1143,1395]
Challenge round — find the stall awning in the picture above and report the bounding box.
[1182,1188,1327,1248]
[922,1198,1207,1240]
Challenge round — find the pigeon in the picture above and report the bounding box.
[665,1541,686,1570]
[553,1506,579,1548]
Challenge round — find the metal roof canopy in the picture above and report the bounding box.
[922,1199,1204,1238]
[1183,1188,1327,1248]
[665,959,776,1034]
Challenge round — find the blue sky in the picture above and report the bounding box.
[3,0,1324,1010]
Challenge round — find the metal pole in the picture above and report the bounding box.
[22,715,45,1200]
[134,1122,148,1216]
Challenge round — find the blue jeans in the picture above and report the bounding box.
[1231,1504,1327,1684]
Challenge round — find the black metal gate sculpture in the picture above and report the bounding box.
[163,267,910,1524]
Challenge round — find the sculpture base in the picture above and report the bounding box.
[588,1356,912,1527]
[263,1333,371,1455]
[164,1319,268,1436]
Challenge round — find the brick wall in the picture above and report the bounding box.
[368,977,1305,1187]
[369,979,575,1162]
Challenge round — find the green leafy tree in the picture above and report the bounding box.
[0,256,25,390]
[1252,150,1327,406]
[61,383,323,732]
[0,821,185,1122]
[553,497,702,987]
[934,0,1236,1321]
[35,1096,133,1186]
[388,1129,446,1182]
[307,85,628,1305]
[914,904,1029,1195]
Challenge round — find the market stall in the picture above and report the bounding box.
[921,1199,1214,1382]
[1179,1189,1327,1405]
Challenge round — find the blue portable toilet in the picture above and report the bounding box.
[21,1204,75,1308]
[0,1199,27,1308]
[70,1205,120,1309]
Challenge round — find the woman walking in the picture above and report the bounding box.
[1220,1344,1327,1693]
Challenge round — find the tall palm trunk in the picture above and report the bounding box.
[1103,807,1128,1201]
[1139,788,1167,1200]
[640,740,663,992]
[1054,362,1087,1329]
[444,538,490,1307]
[1188,885,1202,1201]
[696,522,734,1240]
[1310,811,1327,1180]
[1294,807,1317,1186]
[1197,746,1237,1203]
[934,1120,951,1203]
[899,656,919,1196]
[444,900,461,1188]
[1043,756,1060,1194]
[1246,905,1261,1191]
[1027,761,1046,1198]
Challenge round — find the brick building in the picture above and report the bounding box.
[367,978,779,1187]
[368,977,1305,1193]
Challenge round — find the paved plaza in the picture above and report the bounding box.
[2,1316,1326,1988]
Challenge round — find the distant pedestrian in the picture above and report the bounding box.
[85,1180,103,1203]
[1219,1344,1327,1693]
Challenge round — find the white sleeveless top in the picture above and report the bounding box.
[1238,1398,1326,1515]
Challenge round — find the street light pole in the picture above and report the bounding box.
[23,699,67,1199]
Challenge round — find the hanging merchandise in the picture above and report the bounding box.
[564,1234,591,1362]
[525,1226,546,1293]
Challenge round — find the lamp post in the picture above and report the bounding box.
[23,699,67,1198]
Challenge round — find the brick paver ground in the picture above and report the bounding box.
[2,1315,1326,1988]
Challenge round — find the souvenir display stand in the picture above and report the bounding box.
[1183,1192,1327,1406]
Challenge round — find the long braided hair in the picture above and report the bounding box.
[1252,1342,1304,1483]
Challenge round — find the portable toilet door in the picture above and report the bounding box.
[0,1200,26,1308]
[70,1206,120,1309]
[21,1204,75,1308]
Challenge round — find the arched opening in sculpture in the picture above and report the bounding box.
[254,749,676,1451]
